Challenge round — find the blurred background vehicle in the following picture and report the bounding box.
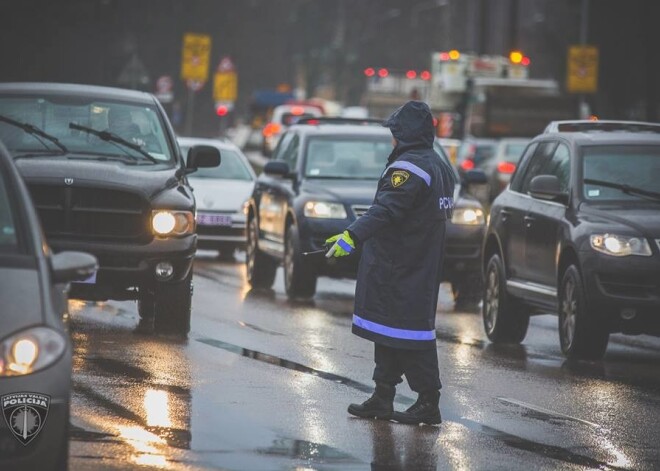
[437,137,461,166]
[261,103,324,156]
[0,142,96,471]
[481,137,530,202]
[178,137,256,261]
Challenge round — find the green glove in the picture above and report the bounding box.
[325,230,355,258]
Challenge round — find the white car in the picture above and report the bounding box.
[261,104,323,156]
[178,137,256,260]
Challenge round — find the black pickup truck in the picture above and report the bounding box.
[0,83,220,335]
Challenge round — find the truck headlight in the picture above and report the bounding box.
[0,327,67,377]
[304,201,347,219]
[151,210,194,236]
[451,208,485,225]
[590,234,652,257]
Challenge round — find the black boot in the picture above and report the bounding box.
[348,383,395,419]
[392,390,441,425]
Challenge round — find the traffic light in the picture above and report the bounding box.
[378,68,389,78]
[420,70,431,81]
[216,104,229,117]
[406,70,417,79]
[364,67,375,77]
[509,50,524,64]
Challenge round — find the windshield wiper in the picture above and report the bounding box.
[0,114,68,154]
[69,122,158,164]
[584,178,660,202]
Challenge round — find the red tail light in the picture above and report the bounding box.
[262,123,282,137]
[497,161,516,174]
[460,159,475,171]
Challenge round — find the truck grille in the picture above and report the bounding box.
[27,184,148,242]
[351,205,370,219]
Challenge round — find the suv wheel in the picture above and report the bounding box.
[153,271,193,336]
[452,275,483,310]
[246,217,277,288]
[483,254,529,343]
[559,265,609,359]
[284,224,317,299]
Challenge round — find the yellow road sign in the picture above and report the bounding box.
[567,45,598,94]
[181,33,211,82]
[213,72,238,102]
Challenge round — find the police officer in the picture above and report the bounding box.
[325,101,455,425]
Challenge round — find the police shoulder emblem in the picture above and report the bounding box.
[2,392,50,445]
[391,170,410,187]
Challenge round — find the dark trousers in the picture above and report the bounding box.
[372,343,442,393]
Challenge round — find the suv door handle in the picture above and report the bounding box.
[524,215,536,227]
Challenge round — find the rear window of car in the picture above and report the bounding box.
[181,147,253,181]
[503,143,528,162]
[0,174,18,253]
[304,135,391,179]
[582,145,660,201]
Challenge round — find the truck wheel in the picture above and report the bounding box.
[284,224,317,299]
[452,275,483,310]
[246,217,277,288]
[483,254,529,343]
[153,271,192,336]
[558,265,609,359]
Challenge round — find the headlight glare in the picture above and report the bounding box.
[1,327,67,377]
[151,210,194,236]
[451,207,485,225]
[304,201,347,219]
[590,234,652,257]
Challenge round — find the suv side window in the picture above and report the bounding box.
[280,134,300,170]
[273,132,293,162]
[509,143,538,192]
[520,142,558,194]
[540,143,571,192]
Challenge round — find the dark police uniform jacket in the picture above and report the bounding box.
[347,101,455,350]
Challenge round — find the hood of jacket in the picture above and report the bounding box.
[383,101,435,159]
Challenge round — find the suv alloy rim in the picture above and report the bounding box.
[485,265,499,333]
[247,219,257,276]
[284,233,294,290]
[561,277,577,349]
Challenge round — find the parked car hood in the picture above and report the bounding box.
[301,179,378,204]
[0,267,43,332]
[189,178,254,211]
[15,158,178,198]
[581,205,660,236]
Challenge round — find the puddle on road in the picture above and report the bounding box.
[197,335,636,471]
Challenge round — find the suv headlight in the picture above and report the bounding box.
[151,210,194,236]
[304,201,347,219]
[451,208,485,225]
[0,327,67,377]
[590,234,652,257]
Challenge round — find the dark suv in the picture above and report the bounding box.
[0,83,220,335]
[483,128,660,358]
[246,118,487,303]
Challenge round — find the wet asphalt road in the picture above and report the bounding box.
[67,251,660,471]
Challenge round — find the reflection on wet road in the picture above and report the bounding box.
[67,253,660,470]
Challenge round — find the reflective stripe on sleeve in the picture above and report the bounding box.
[386,161,431,187]
[337,238,353,253]
[352,314,436,341]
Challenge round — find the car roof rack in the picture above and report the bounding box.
[296,117,384,126]
[544,120,660,134]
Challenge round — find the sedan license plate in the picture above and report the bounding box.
[197,214,232,227]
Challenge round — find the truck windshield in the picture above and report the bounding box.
[0,95,173,163]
